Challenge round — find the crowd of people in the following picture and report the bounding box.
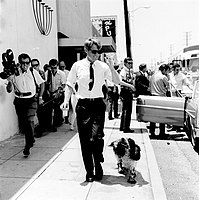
[4,37,194,182]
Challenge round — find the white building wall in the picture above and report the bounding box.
[57,0,91,38]
[0,0,58,141]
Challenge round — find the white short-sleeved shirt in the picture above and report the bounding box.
[13,68,44,98]
[120,67,134,84]
[169,71,191,91]
[66,58,112,99]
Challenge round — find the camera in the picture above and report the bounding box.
[0,49,20,79]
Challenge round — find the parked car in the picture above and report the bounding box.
[136,80,199,154]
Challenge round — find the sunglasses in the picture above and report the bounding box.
[90,50,100,54]
[20,61,30,65]
[32,63,39,67]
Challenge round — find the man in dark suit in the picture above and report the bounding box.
[135,63,151,97]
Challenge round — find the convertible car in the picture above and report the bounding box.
[136,80,199,154]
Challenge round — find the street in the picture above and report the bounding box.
[151,130,199,200]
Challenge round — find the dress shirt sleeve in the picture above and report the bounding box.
[119,68,125,80]
[33,69,45,85]
[104,63,112,82]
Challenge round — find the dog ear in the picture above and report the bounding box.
[128,138,135,148]
[128,138,141,160]
[134,144,141,160]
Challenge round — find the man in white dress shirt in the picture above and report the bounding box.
[61,37,133,182]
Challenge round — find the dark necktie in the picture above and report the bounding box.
[89,62,94,91]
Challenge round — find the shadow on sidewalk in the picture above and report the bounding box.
[96,171,149,187]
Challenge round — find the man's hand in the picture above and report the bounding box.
[60,101,69,110]
[38,97,44,105]
[105,56,114,69]
[6,78,13,93]
[130,85,135,92]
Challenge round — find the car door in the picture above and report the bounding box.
[136,95,185,126]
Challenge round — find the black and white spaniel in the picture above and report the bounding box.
[109,137,141,184]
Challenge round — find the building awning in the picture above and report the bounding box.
[58,37,116,53]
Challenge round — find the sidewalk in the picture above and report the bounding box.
[0,112,167,200]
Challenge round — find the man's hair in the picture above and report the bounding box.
[49,59,58,66]
[18,53,31,63]
[31,58,40,64]
[124,57,133,63]
[43,64,50,71]
[84,37,102,51]
[159,64,170,72]
[172,63,181,70]
[139,63,147,71]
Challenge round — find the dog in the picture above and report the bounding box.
[109,137,141,184]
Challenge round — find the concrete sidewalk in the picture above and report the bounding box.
[0,113,167,200]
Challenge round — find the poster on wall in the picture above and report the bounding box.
[91,16,117,43]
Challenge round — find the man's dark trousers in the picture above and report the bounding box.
[76,98,106,177]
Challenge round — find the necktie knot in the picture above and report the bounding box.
[89,62,94,91]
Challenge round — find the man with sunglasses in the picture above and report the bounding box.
[119,57,135,133]
[61,37,134,182]
[6,53,44,157]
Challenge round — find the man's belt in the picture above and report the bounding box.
[15,91,32,97]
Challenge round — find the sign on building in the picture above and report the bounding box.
[91,16,117,43]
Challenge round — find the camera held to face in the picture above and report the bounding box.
[0,49,20,79]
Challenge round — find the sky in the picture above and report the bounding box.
[91,0,199,70]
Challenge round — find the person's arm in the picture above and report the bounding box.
[38,82,45,105]
[119,79,135,91]
[183,76,193,90]
[6,75,14,93]
[6,80,13,93]
[60,84,73,109]
[105,57,120,85]
[105,57,134,91]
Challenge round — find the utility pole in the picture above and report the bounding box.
[185,31,189,47]
[123,0,132,58]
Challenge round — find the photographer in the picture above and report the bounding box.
[6,53,44,157]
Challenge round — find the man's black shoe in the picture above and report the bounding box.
[86,175,94,182]
[108,116,114,120]
[123,129,134,133]
[23,148,30,158]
